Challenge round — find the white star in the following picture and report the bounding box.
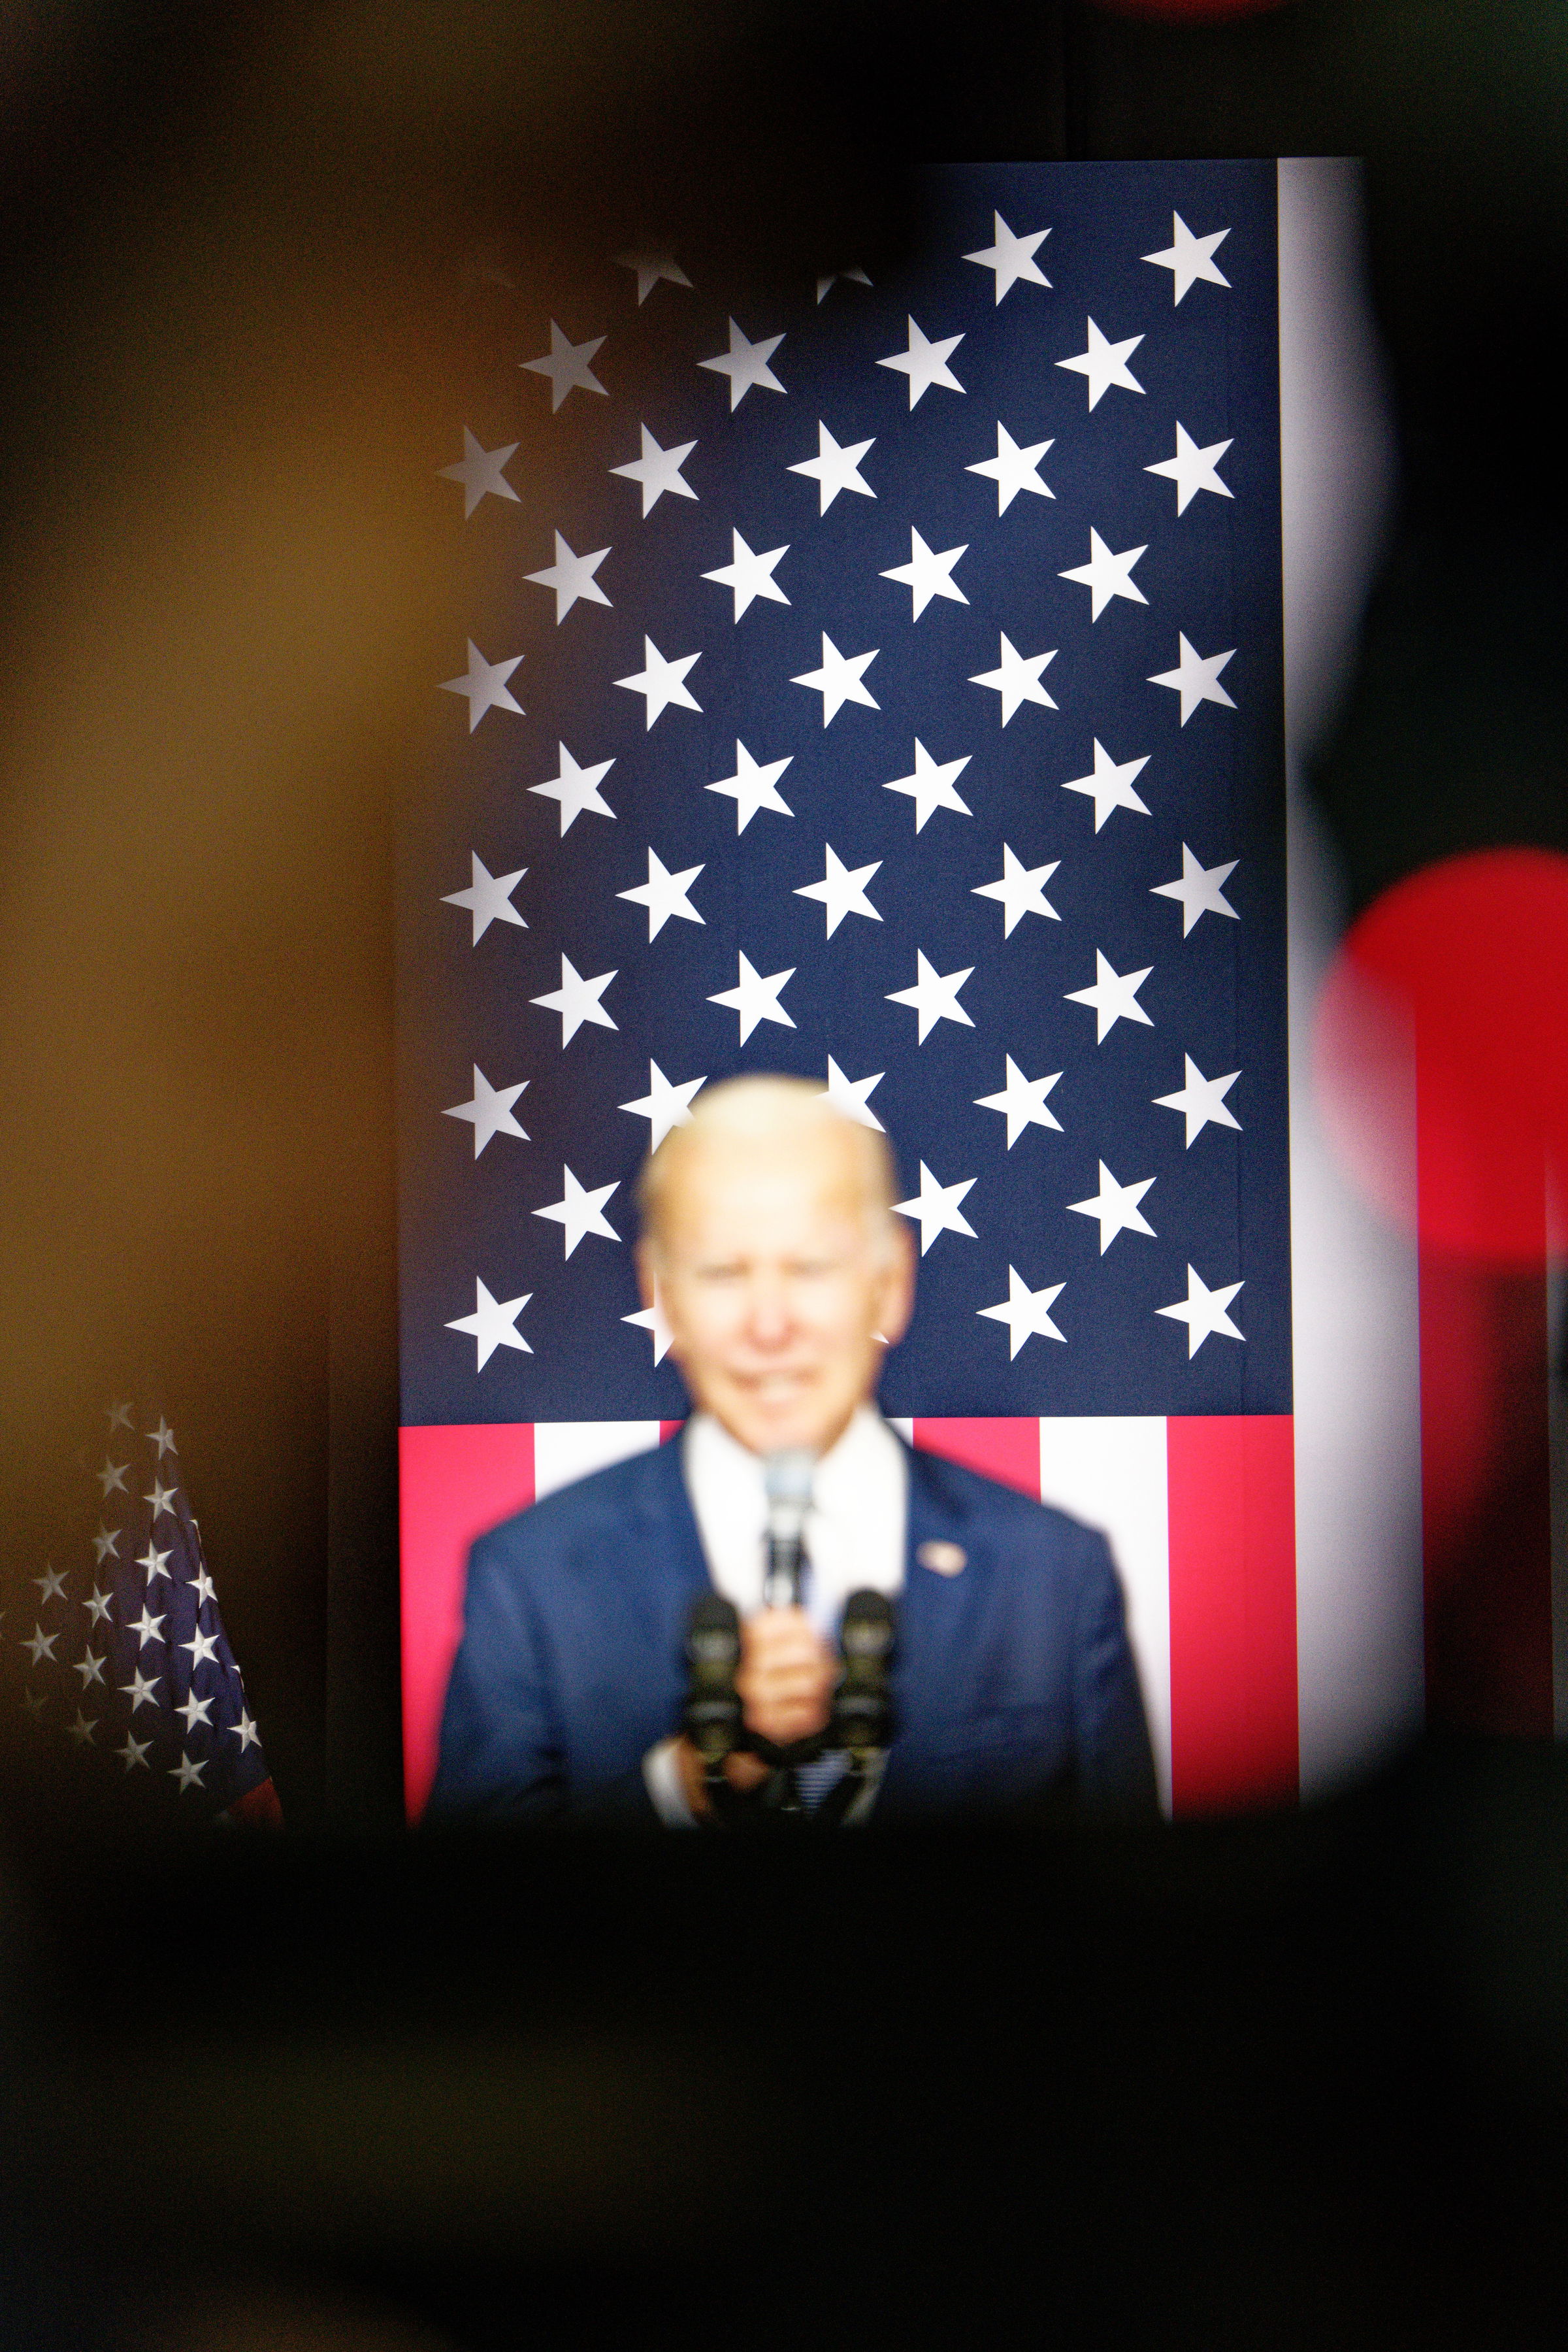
[524,531,612,622]
[190,1566,217,1610]
[617,848,705,940]
[969,632,1057,723]
[529,742,615,835]
[965,421,1055,514]
[129,1604,165,1648]
[1146,422,1234,514]
[35,1565,68,1601]
[1068,1161,1158,1253]
[1154,1055,1242,1147]
[1149,634,1237,724]
[96,1459,128,1497]
[441,852,527,944]
[446,1278,532,1370]
[171,1749,208,1792]
[788,421,876,514]
[964,210,1052,302]
[699,316,786,410]
[20,1689,46,1719]
[437,429,520,518]
[824,1059,884,1131]
[73,1648,107,1687]
[1158,1265,1245,1357]
[1143,212,1232,304]
[880,526,968,620]
[147,1417,176,1459]
[893,1163,977,1255]
[137,1542,171,1585]
[619,1060,705,1152]
[887,952,974,1042]
[531,954,617,1045]
[972,846,1060,936]
[1059,528,1149,620]
[438,640,523,731]
[145,1479,178,1519]
[121,1666,161,1712]
[1061,739,1151,833]
[794,844,881,936]
[91,1526,120,1565]
[443,1066,529,1156]
[118,1732,151,1772]
[877,316,965,407]
[67,1709,95,1746]
[610,424,697,516]
[883,740,972,833]
[1151,844,1239,935]
[790,633,879,725]
[1066,952,1154,1042]
[815,267,872,303]
[975,1058,1063,1147]
[701,528,789,620]
[623,1300,673,1363]
[617,250,691,303]
[613,635,702,727]
[84,1585,114,1626]
[534,1168,620,1258]
[521,320,608,410]
[22,1625,58,1666]
[708,953,795,1044]
[181,1625,221,1670]
[978,1268,1066,1358]
[106,1400,133,1431]
[1056,317,1145,409]
[706,740,794,831]
[231,1708,261,1753]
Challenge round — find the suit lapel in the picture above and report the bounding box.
[893,1444,993,1725]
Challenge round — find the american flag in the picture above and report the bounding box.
[8,1401,273,1816]
[399,161,1295,1817]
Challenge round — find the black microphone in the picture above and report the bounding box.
[830,1589,897,1761]
[681,1595,742,1767]
[762,1448,815,1608]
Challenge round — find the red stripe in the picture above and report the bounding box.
[910,1415,1041,1497]
[400,1422,534,1821]
[660,1420,684,1444]
[1166,1414,1298,1813]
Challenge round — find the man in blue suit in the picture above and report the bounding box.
[432,1077,1156,1825]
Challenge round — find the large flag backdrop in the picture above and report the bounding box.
[398,159,1402,1820]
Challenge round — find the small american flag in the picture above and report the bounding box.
[10,1400,274,1817]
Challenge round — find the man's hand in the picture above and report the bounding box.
[676,1606,837,1815]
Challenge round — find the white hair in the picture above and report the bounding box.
[636,1072,897,1245]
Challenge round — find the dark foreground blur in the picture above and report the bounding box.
[5,1738,1568,2350]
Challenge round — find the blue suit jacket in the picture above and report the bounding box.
[429,1433,1158,1824]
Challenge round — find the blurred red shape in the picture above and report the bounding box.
[1315,847,1568,1265]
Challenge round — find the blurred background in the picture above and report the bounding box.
[2,2,1567,2344]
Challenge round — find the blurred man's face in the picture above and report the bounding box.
[640,1119,913,1457]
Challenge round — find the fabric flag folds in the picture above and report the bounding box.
[8,1400,277,1821]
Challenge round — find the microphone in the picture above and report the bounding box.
[682,1595,742,1768]
[830,1589,897,1761]
[762,1447,815,1608]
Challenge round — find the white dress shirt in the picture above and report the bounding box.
[643,1405,907,1825]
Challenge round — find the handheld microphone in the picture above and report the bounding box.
[762,1447,815,1608]
[830,1589,897,1761]
[682,1595,742,1766]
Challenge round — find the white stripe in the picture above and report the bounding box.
[1279,157,1425,1797]
[532,1419,662,1502]
[1039,1417,1171,1814]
